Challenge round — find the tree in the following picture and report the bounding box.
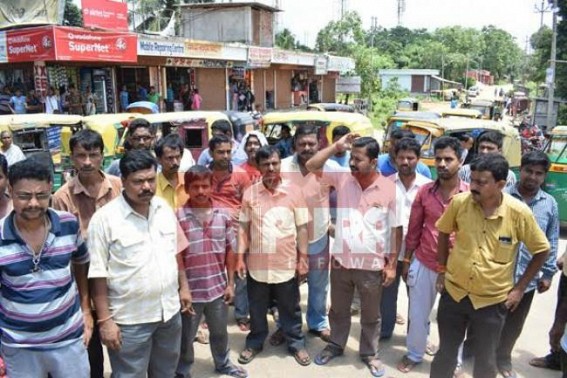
[275,28,297,50]
[480,25,523,81]
[315,11,365,55]
[528,26,552,82]
[63,0,83,27]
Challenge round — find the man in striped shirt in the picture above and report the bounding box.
[0,158,91,378]
[175,165,247,378]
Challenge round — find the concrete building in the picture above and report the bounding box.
[378,69,440,94]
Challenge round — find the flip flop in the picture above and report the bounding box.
[362,357,386,377]
[269,328,285,346]
[314,345,343,365]
[529,356,561,370]
[499,368,517,378]
[236,318,250,332]
[238,348,261,365]
[397,355,420,373]
[293,348,312,366]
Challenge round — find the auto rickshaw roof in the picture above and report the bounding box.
[0,114,83,130]
[441,109,483,118]
[470,99,494,106]
[223,111,255,125]
[82,113,142,127]
[405,118,519,137]
[306,103,355,112]
[551,125,567,135]
[262,110,372,126]
[390,111,441,120]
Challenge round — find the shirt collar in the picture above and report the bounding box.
[508,183,546,202]
[2,208,62,242]
[157,172,184,191]
[70,170,113,197]
[118,192,162,219]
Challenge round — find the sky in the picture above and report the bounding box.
[269,0,554,49]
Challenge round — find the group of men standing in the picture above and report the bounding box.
[0,116,560,378]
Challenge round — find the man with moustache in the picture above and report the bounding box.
[208,134,252,331]
[52,129,122,378]
[495,151,559,378]
[307,134,401,377]
[279,125,339,344]
[236,145,310,366]
[378,129,432,179]
[0,158,91,377]
[155,134,189,210]
[380,137,432,347]
[431,154,550,378]
[396,136,468,373]
[88,150,192,377]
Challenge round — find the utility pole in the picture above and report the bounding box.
[397,0,406,26]
[535,0,552,28]
[370,16,378,47]
[546,0,558,130]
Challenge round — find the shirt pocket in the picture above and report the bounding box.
[111,236,145,265]
[158,228,177,255]
[493,242,516,264]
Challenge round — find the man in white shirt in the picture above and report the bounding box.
[0,131,26,167]
[88,150,192,377]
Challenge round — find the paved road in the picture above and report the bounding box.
[187,235,567,378]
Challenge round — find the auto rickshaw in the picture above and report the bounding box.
[382,111,441,152]
[466,99,495,120]
[543,125,567,223]
[401,118,521,178]
[306,103,356,113]
[0,114,83,191]
[262,111,374,148]
[441,109,483,119]
[396,97,420,112]
[223,111,259,142]
[80,113,142,167]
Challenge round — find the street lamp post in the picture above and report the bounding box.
[547,0,558,130]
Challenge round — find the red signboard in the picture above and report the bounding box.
[6,27,56,62]
[82,0,129,31]
[53,26,137,62]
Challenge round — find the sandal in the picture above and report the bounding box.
[425,341,438,356]
[529,356,561,370]
[293,348,312,366]
[314,345,343,365]
[362,356,385,377]
[498,368,517,378]
[217,364,249,378]
[269,328,285,346]
[397,355,419,373]
[238,347,261,365]
[236,318,250,332]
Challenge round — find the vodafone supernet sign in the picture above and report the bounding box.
[6,27,55,62]
[66,32,110,53]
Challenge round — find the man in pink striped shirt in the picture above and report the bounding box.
[397,136,469,374]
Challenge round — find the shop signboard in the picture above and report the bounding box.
[336,76,361,94]
[272,49,315,66]
[247,47,272,68]
[327,55,355,73]
[138,37,185,57]
[82,0,128,31]
[53,26,137,62]
[165,57,233,68]
[0,0,64,30]
[0,32,6,63]
[6,27,56,62]
[314,56,329,75]
[185,41,224,59]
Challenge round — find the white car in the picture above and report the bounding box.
[468,86,480,97]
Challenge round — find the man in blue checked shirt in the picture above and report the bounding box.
[496,151,559,378]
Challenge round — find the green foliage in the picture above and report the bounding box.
[63,0,83,27]
[275,28,313,52]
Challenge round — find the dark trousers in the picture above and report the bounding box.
[89,311,104,378]
[541,273,567,369]
[496,290,535,370]
[328,264,383,357]
[245,275,305,352]
[561,348,567,378]
[431,293,507,378]
[379,260,403,339]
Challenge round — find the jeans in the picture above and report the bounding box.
[176,297,231,378]
[3,338,89,378]
[108,312,182,378]
[246,275,305,352]
[234,275,249,321]
[431,293,507,378]
[380,260,403,339]
[306,234,330,331]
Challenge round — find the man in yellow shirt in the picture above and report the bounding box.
[155,134,189,210]
[430,154,550,378]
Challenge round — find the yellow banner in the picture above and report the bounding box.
[0,0,64,29]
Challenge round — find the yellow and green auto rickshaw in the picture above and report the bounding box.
[382,111,441,152]
[402,118,521,178]
[440,109,483,119]
[544,125,567,223]
[262,111,374,148]
[0,114,83,191]
[466,99,496,120]
[80,113,141,168]
[306,103,356,113]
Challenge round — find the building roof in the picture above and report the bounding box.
[179,1,281,12]
[378,69,440,76]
